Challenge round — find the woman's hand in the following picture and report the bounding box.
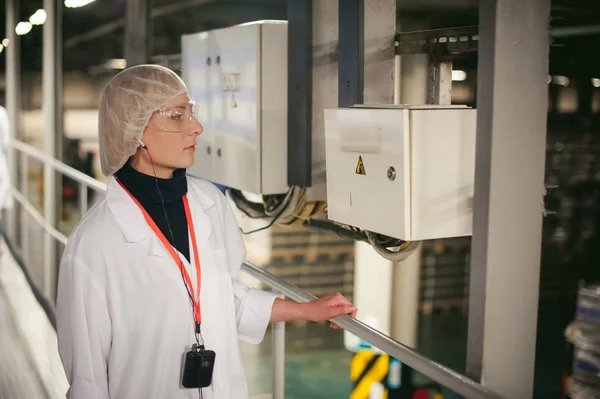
[270,293,358,329]
[303,293,357,329]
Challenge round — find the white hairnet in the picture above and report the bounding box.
[98,64,188,176]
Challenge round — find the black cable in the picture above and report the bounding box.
[240,198,289,235]
[263,193,287,213]
[227,189,267,219]
[146,148,202,346]
[302,219,368,242]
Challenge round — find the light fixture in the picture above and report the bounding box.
[2,39,9,47]
[29,9,47,26]
[108,59,127,69]
[65,0,96,8]
[592,78,600,88]
[15,22,33,36]
[452,70,467,82]
[0,45,4,54]
[551,75,570,87]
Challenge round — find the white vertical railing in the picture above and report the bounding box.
[8,140,105,302]
[5,0,21,242]
[19,154,29,267]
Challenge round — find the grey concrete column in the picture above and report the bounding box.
[125,0,152,67]
[467,1,551,397]
[42,0,62,301]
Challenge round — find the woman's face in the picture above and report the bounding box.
[138,92,203,177]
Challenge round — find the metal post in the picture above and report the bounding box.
[272,321,286,399]
[79,182,88,216]
[466,1,550,397]
[287,0,312,188]
[428,56,453,105]
[125,0,152,67]
[20,155,29,266]
[363,0,396,104]
[338,0,364,107]
[43,0,60,301]
[55,0,64,252]
[5,0,20,242]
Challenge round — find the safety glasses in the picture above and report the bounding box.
[147,102,198,133]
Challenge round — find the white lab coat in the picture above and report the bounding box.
[56,175,277,399]
[0,105,13,213]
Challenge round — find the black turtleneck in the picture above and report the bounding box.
[115,162,190,263]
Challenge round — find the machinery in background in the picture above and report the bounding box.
[564,284,600,399]
[181,21,477,261]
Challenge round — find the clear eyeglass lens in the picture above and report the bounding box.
[154,102,197,132]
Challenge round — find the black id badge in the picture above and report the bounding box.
[182,344,216,389]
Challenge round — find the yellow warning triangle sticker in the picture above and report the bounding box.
[355,156,366,175]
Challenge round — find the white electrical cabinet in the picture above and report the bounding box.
[181,21,289,195]
[324,105,477,241]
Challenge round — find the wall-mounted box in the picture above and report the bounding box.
[182,21,288,195]
[324,105,477,241]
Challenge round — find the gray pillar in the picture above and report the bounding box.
[397,15,429,105]
[390,13,428,351]
[466,1,550,397]
[125,0,152,67]
[43,0,62,301]
[363,0,396,104]
[5,0,20,242]
[308,0,337,201]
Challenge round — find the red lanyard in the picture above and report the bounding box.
[116,180,202,327]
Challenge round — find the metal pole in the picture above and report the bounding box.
[54,0,64,269]
[125,0,152,67]
[5,0,20,242]
[287,0,312,188]
[338,0,364,107]
[20,155,29,267]
[466,0,550,397]
[79,182,88,216]
[363,0,396,104]
[43,0,59,301]
[428,55,452,105]
[271,321,285,399]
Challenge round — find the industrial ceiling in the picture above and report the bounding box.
[0,0,598,75]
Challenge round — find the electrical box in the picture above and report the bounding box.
[324,105,477,241]
[181,21,289,195]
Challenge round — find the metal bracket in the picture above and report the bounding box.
[542,184,559,216]
[428,55,453,105]
[396,25,479,56]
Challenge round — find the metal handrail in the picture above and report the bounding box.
[242,261,503,399]
[9,139,107,192]
[11,188,68,245]
[8,139,503,399]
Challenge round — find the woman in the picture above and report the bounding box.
[56,65,357,399]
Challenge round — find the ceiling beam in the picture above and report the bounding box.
[64,0,284,49]
[64,0,213,48]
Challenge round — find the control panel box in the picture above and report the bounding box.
[182,21,288,195]
[324,105,477,241]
